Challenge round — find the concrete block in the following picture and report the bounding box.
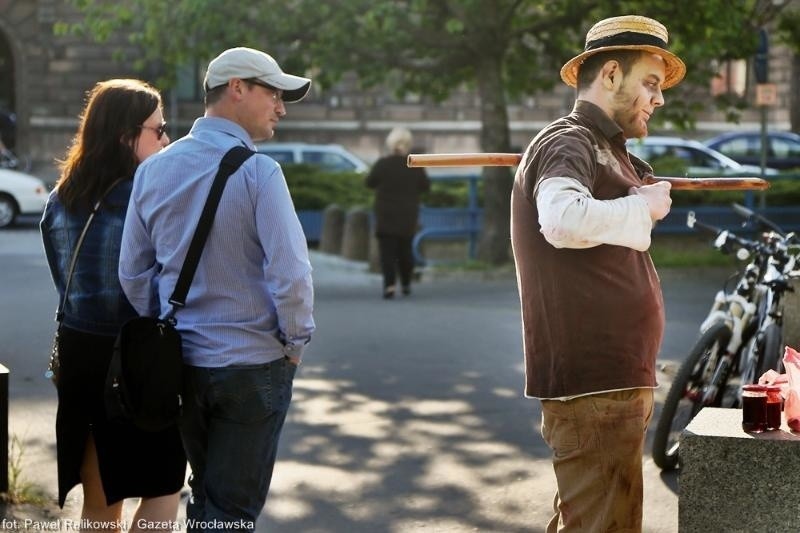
[319,204,345,254]
[679,407,800,532]
[368,233,381,273]
[340,207,370,261]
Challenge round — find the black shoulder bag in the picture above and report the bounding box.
[105,146,255,432]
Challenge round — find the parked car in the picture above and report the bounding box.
[626,136,778,177]
[703,131,800,170]
[0,168,48,228]
[254,142,369,173]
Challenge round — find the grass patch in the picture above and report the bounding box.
[649,235,739,268]
[422,235,742,271]
[0,434,49,506]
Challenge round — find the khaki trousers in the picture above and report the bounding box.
[540,388,654,533]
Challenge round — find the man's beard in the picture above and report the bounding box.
[611,85,648,139]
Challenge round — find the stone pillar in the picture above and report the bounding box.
[368,234,381,273]
[783,290,800,351]
[319,204,345,254]
[679,407,800,531]
[340,207,370,261]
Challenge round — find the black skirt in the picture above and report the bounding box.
[56,326,187,507]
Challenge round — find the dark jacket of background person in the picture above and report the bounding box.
[366,154,430,237]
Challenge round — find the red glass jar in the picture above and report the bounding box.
[765,385,783,431]
[742,384,767,433]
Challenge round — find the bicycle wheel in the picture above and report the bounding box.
[652,321,732,471]
[755,323,784,377]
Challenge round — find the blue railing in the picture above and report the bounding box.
[413,174,482,265]
[297,210,324,242]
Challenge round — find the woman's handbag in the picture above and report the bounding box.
[105,146,254,431]
[46,328,61,386]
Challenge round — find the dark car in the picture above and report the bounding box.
[704,131,800,170]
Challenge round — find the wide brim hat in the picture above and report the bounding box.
[560,15,686,90]
[204,47,312,103]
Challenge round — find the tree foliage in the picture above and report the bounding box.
[58,0,796,263]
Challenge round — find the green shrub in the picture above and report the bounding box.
[281,160,800,211]
[648,155,688,177]
[423,179,483,207]
[645,154,800,206]
[283,164,372,210]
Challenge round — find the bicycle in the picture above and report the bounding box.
[651,205,798,471]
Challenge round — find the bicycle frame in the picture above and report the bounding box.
[652,206,799,471]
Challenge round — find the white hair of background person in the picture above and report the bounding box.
[385,127,413,154]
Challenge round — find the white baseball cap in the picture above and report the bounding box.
[203,47,312,103]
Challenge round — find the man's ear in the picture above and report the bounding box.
[601,60,620,90]
[228,78,246,101]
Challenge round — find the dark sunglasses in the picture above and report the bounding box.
[139,122,168,140]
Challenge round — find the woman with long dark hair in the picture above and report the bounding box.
[41,79,186,529]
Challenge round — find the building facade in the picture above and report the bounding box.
[0,0,795,182]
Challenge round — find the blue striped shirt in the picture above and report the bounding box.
[119,117,314,367]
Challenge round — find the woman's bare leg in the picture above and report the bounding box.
[80,435,124,532]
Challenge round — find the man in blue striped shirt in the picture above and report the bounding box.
[119,47,315,532]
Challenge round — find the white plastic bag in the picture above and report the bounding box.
[759,346,800,431]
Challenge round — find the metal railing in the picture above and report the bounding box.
[413,174,482,265]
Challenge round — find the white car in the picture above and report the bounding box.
[255,142,369,173]
[0,168,49,228]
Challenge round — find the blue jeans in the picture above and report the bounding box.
[180,358,297,532]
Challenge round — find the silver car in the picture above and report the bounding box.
[627,136,778,177]
[254,142,369,173]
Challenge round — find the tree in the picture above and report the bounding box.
[60,0,794,264]
[776,6,800,132]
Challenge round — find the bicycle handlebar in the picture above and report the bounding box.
[687,211,759,253]
[731,203,786,235]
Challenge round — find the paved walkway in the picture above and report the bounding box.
[1,242,721,532]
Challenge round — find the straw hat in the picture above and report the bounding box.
[560,15,686,90]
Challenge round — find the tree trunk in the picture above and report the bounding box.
[791,52,800,133]
[475,57,513,265]
[784,290,800,352]
[787,55,800,351]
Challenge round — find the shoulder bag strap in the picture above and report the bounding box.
[56,177,126,323]
[166,145,255,319]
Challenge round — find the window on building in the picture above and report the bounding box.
[710,59,747,97]
[174,60,205,101]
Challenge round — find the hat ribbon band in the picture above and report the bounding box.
[585,31,668,52]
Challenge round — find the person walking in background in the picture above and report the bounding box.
[119,47,315,532]
[366,127,430,299]
[510,15,681,532]
[41,79,185,530]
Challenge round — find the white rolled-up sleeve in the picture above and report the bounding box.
[536,177,653,251]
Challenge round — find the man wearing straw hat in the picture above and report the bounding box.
[510,15,685,531]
